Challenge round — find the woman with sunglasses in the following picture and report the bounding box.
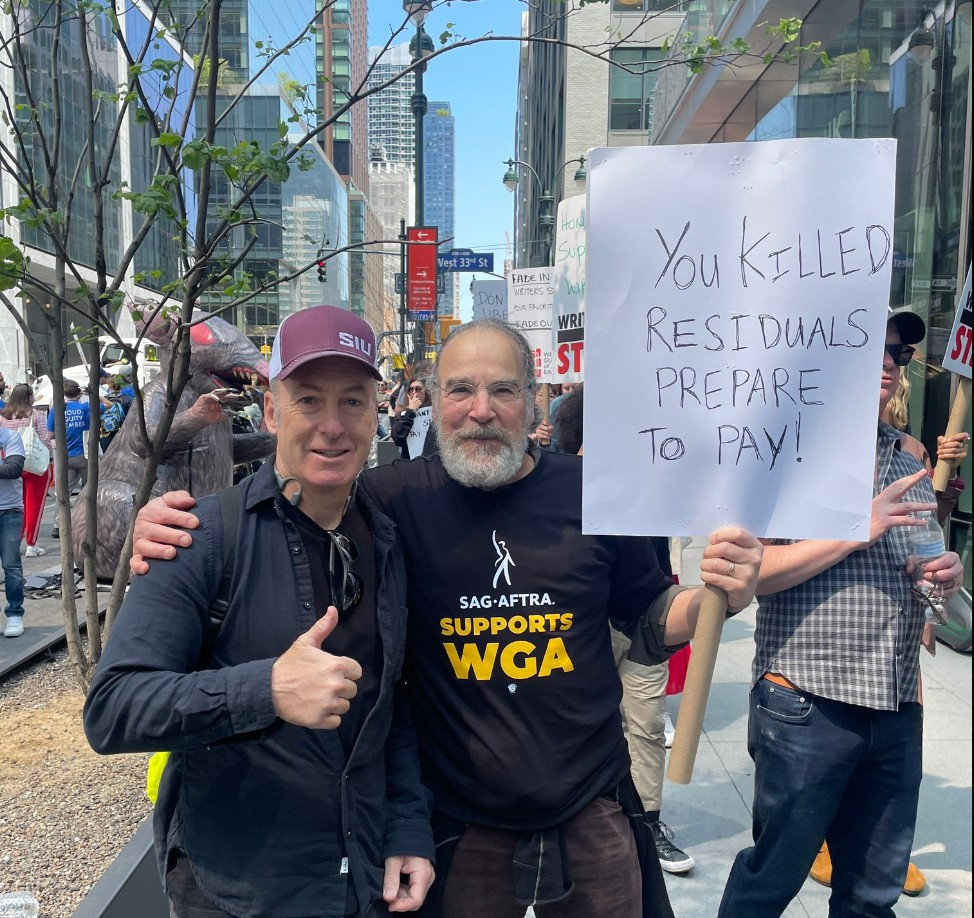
[392,378,435,459]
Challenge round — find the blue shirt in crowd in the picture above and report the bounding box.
[48,400,90,457]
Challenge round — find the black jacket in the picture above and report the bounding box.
[84,460,433,917]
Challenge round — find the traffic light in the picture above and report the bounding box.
[316,260,327,283]
[438,317,461,342]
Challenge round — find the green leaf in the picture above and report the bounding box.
[0,235,26,292]
[155,132,182,148]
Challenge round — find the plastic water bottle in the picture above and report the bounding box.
[0,892,40,918]
[909,511,948,623]
[909,510,946,563]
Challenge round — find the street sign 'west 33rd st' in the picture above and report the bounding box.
[437,249,494,272]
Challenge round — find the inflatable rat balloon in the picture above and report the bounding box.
[72,309,275,580]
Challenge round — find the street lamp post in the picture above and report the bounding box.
[405,1,434,362]
[503,156,587,266]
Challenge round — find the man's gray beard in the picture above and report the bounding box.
[436,421,528,490]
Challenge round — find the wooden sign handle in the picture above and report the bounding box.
[667,584,728,785]
[932,378,971,492]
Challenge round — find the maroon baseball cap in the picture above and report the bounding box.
[269,305,381,381]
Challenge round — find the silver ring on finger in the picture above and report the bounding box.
[726,561,736,576]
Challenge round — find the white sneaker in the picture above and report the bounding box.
[663,712,675,748]
[4,616,24,638]
[25,545,46,557]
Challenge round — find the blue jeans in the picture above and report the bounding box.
[719,678,922,918]
[1,508,25,617]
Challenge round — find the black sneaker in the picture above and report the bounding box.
[648,820,695,874]
[50,526,59,539]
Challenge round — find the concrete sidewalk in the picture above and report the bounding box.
[5,505,970,916]
[0,493,103,673]
[656,540,973,917]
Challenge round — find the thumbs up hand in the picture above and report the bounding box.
[271,608,363,729]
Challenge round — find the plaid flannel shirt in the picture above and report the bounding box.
[753,423,934,711]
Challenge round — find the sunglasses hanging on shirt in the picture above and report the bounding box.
[327,530,363,615]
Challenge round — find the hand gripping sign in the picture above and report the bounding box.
[933,265,972,491]
[583,138,897,781]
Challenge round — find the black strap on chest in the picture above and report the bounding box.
[197,485,243,666]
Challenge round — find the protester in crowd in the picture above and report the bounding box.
[377,380,392,417]
[718,310,964,918]
[392,378,435,459]
[84,305,435,918]
[547,382,576,451]
[392,361,434,419]
[108,373,135,413]
[46,379,91,540]
[0,371,6,410]
[0,423,25,638]
[131,317,764,918]
[554,382,696,875]
[808,372,969,897]
[0,383,54,557]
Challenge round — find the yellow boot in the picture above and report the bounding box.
[809,843,832,886]
[809,842,927,896]
[903,861,927,896]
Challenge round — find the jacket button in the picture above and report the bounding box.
[303,601,312,610]
[292,545,302,555]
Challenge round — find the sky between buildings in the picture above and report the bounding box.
[369,1,523,319]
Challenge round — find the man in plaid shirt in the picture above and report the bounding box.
[719,309,965,918]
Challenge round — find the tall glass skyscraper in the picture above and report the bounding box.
[366,44,416,167]
[424,102,457,317]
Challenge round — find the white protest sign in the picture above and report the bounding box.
[507,267,553,383]
[583,138,896,540]
[471,279,508,321]
[942,266,972,378]
[551,194,586,383]
[406,406,432,457]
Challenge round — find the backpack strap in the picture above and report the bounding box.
[197,485,243,665]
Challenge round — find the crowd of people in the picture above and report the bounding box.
[0,368,138,637]
[0,303,967,917]
[70,303,969,918]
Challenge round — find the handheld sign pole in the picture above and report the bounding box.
[932,379,971,491]
[539,384,551,445]
[932,265,972,491]
[666,585,728,784]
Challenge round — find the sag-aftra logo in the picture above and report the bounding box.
[439,530,576,681]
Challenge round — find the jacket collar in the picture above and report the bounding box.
[243,458,395,545]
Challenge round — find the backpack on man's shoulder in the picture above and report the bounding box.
[145,485,242,804]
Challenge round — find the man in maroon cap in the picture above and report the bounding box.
[84,305,435,918]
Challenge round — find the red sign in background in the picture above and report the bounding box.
[407,226,438,316]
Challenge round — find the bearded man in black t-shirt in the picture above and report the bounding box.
[130,318,764,918]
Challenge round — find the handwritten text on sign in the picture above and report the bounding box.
[551,194,586,383]
[407,406,432,457]
[582,139,897,540]
[507,267,553,383]
[471,278,508,322]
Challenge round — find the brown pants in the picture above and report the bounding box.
[441,796,641,918]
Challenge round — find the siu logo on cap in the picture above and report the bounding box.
[339,331,374,358]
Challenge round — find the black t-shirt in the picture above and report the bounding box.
[361,449,673,829]
[281,498,382,758]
